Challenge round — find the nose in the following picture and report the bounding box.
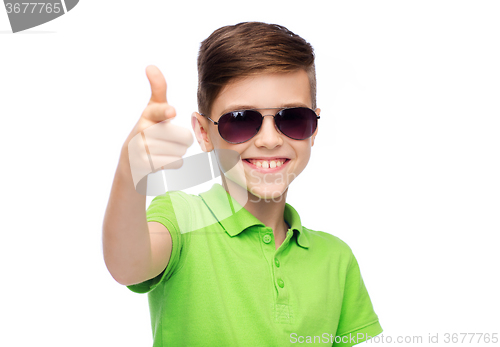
[253,115,283,148]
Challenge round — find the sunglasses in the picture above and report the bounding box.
[203,107,320,144]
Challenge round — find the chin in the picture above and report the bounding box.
[247,184,288,202]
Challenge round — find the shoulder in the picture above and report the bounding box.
[302,226,355,260]
[148,190,206,215]
[303,227,352,250]
[147,190,206,232]
[149,189,201,205]
[147,189,221,234]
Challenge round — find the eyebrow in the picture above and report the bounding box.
[219,103,311,116]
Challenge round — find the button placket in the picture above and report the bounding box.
[259,227,290,305]
[273,227,293,322]
[273,233,289,297]
[258,228,275,288]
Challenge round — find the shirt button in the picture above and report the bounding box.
[275,259,280,267]
[277,279,284,288]
[262,234,272,244]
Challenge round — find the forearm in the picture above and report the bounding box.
[102,144,153,285]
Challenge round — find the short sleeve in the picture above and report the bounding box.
[126,191,187,294]
[334,255,383,346]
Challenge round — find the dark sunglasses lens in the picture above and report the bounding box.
[276,108,317,140]
[218,110,262,143]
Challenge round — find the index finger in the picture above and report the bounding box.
[146,65,167,104]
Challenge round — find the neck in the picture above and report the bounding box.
[221,175,289,248]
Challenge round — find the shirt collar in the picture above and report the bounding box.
[199,184,309,248]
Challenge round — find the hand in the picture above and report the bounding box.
[125,65,194,193]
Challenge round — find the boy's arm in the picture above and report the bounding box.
[102,145,172,286]
[102,65,193,286]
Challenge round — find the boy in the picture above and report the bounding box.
[103,22,382,346]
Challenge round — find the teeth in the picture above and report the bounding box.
[248,159,286,169]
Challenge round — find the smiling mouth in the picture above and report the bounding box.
[244,158,289,169]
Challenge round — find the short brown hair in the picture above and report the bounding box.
[197,22,316,117]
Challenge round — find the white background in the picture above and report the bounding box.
[1,1,499,346]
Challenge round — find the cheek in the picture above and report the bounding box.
[297,144,312,166]
[213,137,243,152]
[209,134,231,151]
[206,127,219,144]
[212,143,247,178]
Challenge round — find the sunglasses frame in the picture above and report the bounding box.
[202,107,320,144]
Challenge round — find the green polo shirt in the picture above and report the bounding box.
[127,183,382,346]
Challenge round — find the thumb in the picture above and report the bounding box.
[146,65,167,104]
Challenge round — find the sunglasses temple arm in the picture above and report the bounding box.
[202,114,218,125]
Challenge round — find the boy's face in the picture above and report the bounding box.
[193,70,320,200]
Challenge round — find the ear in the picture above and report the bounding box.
[311,108,320,147]
[191,112,214,152]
